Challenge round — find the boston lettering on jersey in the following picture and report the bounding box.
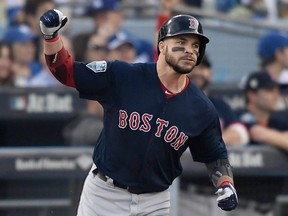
[118,109,188,150]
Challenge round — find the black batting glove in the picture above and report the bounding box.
[215,182,238,211]
[40,9,68,40]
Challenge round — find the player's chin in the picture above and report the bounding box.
[176,66,193,74]
[181,60,196,68]
[181,63,195,72]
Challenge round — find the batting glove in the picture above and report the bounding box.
[215,182,238,211]
[40,9,68,40]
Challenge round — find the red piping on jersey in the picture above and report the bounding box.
[45,46,75,87]
[161,76,190,99]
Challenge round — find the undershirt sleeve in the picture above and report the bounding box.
[45,46,76,87]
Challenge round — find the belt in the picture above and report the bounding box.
[93,169,147,194]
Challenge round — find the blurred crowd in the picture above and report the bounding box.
[2,0,288,88]
[2,0,157,89]
[213,0,285,20]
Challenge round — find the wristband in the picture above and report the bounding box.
[220,181,232,187]
[44,34,60,42]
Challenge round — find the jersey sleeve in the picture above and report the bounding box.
[189,104,228,163]
[210,97,239,128]
[45,46,75,87]
[73,60,112,102]
[73,60,140,104]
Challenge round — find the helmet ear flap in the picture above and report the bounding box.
[196,43,206,65]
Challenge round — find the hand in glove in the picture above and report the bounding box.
[40,9,68,40]
[215,182,238,211]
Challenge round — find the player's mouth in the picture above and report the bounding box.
[181,56,195,63]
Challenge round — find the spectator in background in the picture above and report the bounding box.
[189,56,249,146]
[184,0,203,8]
[73,0,153,62]
[72,31,97,62]
[84,32,109,62]
[5,0,25,26]
[257,31,288,84]
[107,33,137,63]
[23,0,55,35]
[3,25,41,87]
[238,71,288,150]
[215,0,239,13]
[257,31,288,109]
[29,34,74,88]
[23,0,55,60]
[0,41,14,87]
[222,0,278,20]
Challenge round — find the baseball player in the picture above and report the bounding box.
[40,9,238,215]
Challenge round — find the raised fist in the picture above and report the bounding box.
[40,9,68,40]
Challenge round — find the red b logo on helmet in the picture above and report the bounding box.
[189,18,198,30]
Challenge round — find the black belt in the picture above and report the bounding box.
[93,169,147,194]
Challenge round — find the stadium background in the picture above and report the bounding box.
[0,0,288,216]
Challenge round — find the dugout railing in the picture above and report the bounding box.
[0,145,287,215]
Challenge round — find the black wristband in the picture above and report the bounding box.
[43,31,58,40]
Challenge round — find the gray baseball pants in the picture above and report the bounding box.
[76,164,170,216]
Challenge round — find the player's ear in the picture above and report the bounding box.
[158,41,165,53]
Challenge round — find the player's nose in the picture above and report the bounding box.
[184,46,198,55]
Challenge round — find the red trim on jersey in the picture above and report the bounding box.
[184,76,190,88]
[161,76,190,99]
[45,46,75,87]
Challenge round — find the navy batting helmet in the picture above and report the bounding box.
[158,14,209,65]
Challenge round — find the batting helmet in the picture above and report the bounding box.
[158,14,209,65]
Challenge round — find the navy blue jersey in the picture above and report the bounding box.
[238,109,288,144]
[209,96,239,129]
[237,108,288,130]
[269,111,288,131]
[73,60,227,192]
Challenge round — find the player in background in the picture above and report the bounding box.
[238,71,288,150]
[40,9,238,216]
[189,55,249,146]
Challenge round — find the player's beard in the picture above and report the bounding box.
[165,48,194,74]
